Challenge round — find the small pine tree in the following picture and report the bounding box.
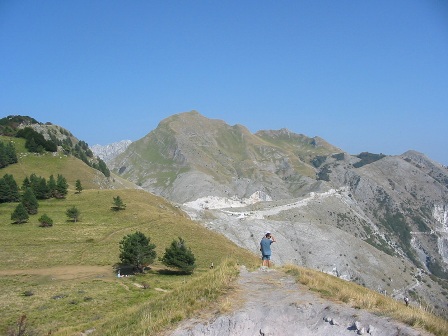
[66,206,80,222]
[119,231,156,273]
[21,176,31,190]
[36,177,50,199]
[0,178,9,203]
[112,196,126,210]
[11,203,29,224]
[6,142,18,164]
[0,174,19,203]
[38,213,53,227]
[75,179,83,194]
[56,174,68,198]
[48,175,57,198]
[161,237,196,274]
[22,187,39,215]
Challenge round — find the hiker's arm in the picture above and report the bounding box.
[271,235,276,242]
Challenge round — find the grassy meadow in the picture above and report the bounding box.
[0,146,259,335]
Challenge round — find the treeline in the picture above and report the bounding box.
[16,127,110,177]
[1,122,110,177]
[0,141,18,168]
[0,173,68,204]
[70,140,110,177]
[16,127,58,153]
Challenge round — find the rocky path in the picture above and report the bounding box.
[169,267,432,336]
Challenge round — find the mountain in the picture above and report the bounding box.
[108,111,448,316]
[91,140,132,162]
[109,111,341,202]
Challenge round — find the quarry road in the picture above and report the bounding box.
[169,266,432,336]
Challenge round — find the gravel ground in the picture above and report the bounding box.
[169,267,432,336]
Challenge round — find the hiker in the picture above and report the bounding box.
[404,296,409,306]
[260,231,276,268]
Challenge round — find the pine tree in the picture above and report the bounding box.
[22,187,39,215]
[11,203,29,224]
[0,142,7,168]
[75,179,83,194]
[56,174,68,198]
[112,196,126,210]
[29,173,40,193]
[22,176,31,190]
[161,237,196,274]
[119,232,156,273]
[0,174,19,203]
[6,142,18,164]
[36,177,50,199]
[3,174,20,202]
[66,206,80,222]
[26,137,39,153]
[48,175,57,198]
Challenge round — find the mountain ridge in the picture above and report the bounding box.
[104,111,448,317]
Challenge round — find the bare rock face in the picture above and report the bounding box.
[107,111,448,316]
[91,140,132,163]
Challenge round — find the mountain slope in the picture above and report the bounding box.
[108,111,448,316]
[110,111,341,203]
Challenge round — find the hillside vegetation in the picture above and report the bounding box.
[0,140,258,335]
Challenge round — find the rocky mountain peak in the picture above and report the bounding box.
[91,140,132,163]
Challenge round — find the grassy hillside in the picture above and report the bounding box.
[0,188,258,335]
[0,141,259,335]
[1,136,136,190]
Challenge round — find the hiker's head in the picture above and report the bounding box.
[265,231,271,238]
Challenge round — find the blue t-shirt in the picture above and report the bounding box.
[260,237,273,255]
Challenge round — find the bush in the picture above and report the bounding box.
[161,237,196,274]
[38,213,53,227]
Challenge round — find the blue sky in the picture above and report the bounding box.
[1,1,447,165]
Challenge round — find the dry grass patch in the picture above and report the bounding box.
[79,259,242,336]
[283,264,448,336]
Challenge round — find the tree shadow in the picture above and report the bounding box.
[157,269,191,276]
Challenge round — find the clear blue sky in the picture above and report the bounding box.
[1,1,447,165]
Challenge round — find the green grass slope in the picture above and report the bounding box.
[0,141,258,335]
[1,136,136,190]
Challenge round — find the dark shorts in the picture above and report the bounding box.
[262,254,271,260]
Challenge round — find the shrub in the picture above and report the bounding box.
[161,237,196,274]
[38,213,53,227]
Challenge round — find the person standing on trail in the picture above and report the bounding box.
[260,231,276,268]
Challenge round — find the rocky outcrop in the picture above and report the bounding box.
[91,140,132,163]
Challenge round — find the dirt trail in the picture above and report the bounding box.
[170,267,432,336]
[0,265,113,280]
